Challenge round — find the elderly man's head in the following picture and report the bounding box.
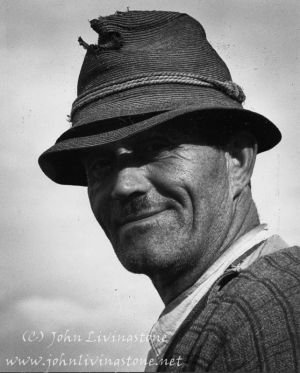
[82,118,257,283]
[38,10,280,298]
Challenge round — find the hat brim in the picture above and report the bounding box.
[38,105,281,186]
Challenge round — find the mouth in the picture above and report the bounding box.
[116,210,167,231]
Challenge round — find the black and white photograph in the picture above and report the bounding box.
[1,1,300,372]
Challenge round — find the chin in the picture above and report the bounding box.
[113,243,163,274]
[113,240,193,277]
[110,221,197,275]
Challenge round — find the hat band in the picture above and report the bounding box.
[71,72,245,120]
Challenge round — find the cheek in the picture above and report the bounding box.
[87,184,99,215]
[146,154,196,201]
[186,150,230,216]
[87,183,110,229]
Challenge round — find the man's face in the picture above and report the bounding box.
[83,123,233,278]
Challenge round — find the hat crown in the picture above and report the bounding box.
[77,11,232,96]
[98,10,183,29]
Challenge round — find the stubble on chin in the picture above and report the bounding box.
[111,219,196,277]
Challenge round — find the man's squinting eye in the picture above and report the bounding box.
[86,156,114,179]
[141,138,173,157]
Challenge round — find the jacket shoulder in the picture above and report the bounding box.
[160,246,300,372]
[224,245,300,303]
[212,246,300,372]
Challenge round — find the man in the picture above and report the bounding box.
[39,10,300,372]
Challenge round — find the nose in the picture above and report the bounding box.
[110,147,151,200]
[111,167,151,200]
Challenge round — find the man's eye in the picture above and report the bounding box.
[87,159,113,178]
[143,140,169,155]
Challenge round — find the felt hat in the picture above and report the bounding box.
[38,10,281,186]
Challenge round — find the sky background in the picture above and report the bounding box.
[1,0,299,371]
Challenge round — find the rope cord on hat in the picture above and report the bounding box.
[71,72,245,119]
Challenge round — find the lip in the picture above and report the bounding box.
[116,209,166,230]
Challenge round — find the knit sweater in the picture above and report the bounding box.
[157,246,300,372]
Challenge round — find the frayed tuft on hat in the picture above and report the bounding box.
[78,18,124,54]
[78,36,100,55]
[78,36,90,50]
[90,18,124,50]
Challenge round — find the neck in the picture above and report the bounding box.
[152,187,260,305]
[218,187,260,255]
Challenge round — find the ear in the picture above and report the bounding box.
[225,131,258,199]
